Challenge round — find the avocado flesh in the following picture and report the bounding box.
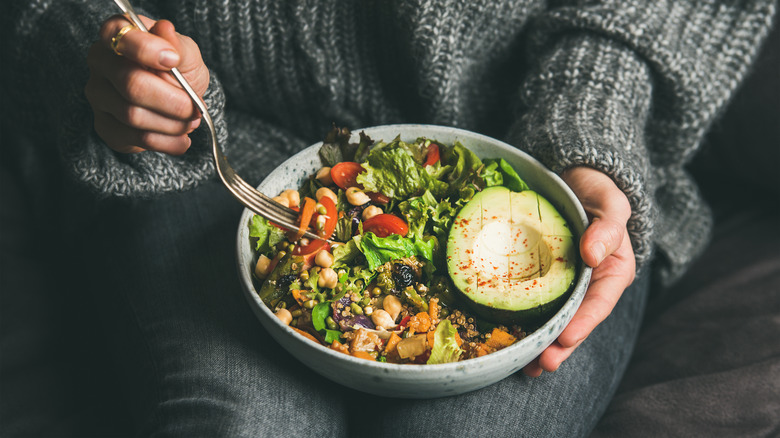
[446,186,577,325]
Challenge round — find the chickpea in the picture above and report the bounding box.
[315,215,327,232]
[315,167,333,186]
[361,205,383,221]
[280,189,300,208]
[318,267,338,289]
[315,250,334,268]
[345,187,371,206]
[371,309,395,330]
[275,308,292,325]
[254,254,272,279]
[315,187,338,204]
[382,295,402,322]
[272,195,290,208]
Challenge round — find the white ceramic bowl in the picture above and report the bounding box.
[236,124,591,398]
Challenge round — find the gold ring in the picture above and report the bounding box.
[110,24,135,56]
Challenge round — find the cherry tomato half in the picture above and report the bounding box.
[330,162,390,205]
[362,214,409,238]
[423,143,440,167]
[330,162,363,190]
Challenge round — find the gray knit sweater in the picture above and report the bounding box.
[3,0,776,285]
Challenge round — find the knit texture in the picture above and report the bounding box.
[2,0,776,285]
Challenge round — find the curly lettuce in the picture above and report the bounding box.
[357,139,448,199]
[249,215,286,254]
[427,319,463,364]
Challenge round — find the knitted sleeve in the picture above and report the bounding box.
[507,0,776,277]
[2,1,222,198]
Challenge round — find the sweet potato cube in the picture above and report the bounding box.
[384,333,402,355]
[485,328,517,349]
[396,334,428,359]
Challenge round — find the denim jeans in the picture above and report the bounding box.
[80,179,649,437]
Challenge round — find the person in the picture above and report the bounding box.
[1,0,775,436]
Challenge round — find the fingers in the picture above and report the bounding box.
[87,73,200,132]
[523,358,543,377]
[86,20,201,153]
[528,341,577,375]
[87,14,210,155]
[524,229,635,375]
[521,167,637,377]
[103,57,198,120]
[562,229,635,343]
[99,15,181,70]
[93,111,192,155]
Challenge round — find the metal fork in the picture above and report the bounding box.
[113,0,323,241]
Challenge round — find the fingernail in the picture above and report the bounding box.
[189,118,201,130]
[592,241,607,264]
[159,50,180,68]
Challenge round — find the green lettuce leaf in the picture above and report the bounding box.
[312,301,343,344]
[356,140,448,199]
[312,302,330,331]
[483,158,529,192]
[359,232,418,270]
[324,330,342,344]
[398,190,457,240]
[441,142,484,196]
[427,319,463,364]
[339,265,377,297]
[412,235,436,263]
[332,237,362,268]
[357,232,436,273]
[249,215,286,253]
[318,126,373,166]
[306,269,320,294]
[480,160,503,187]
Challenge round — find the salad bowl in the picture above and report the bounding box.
[236,124,592,398]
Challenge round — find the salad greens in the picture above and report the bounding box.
[357,139,449,199]
[359,232,429,271]
[249,215,286,254]
[251,127,530,364]
[427,319,463,364]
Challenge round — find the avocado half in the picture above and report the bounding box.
[446,186,577,326]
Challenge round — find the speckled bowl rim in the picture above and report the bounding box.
[236,124,592,389]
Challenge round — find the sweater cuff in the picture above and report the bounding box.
[64,72,226,199]
[507,34,656,269]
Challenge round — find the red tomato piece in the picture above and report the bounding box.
[293,239,330,271]
[330,162,363,190]
[362,214,409,238]
[423,143,440,167]
[331,162,391,205]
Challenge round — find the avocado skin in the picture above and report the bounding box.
[459,279,574,326]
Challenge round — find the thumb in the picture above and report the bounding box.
[580,217,626,267]
[562,167,632,268]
